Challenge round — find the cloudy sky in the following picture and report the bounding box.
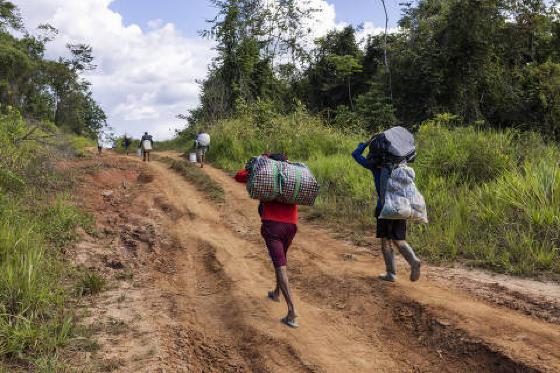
[15,0,405,140]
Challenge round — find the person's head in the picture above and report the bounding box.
[144,132,148,136]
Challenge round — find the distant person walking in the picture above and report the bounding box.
[97,135,103,156]
[235,153,300,328]
[352,132,421,283]
[123,135,132,155]
[194,131,210,168]
[140,132,153,162]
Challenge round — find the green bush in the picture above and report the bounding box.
[68,135,96,157]
[415,122,516,184]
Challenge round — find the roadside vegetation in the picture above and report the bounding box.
[0,110,96,370]
[0,2,107,369]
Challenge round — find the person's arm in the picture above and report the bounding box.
[351,143,370,169]
[234,169,249,183]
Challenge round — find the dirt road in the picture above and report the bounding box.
[66,151,560,372]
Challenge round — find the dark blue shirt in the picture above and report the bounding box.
[352,143,388,213]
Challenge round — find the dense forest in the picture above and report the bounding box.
[189,0,560,139]
[0,0,106,138]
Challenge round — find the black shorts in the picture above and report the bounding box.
[375,207,406,240]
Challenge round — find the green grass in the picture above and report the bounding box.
[75,271,107,297]
[159,156,225,203]
[0,109,97,370]
[171,109,560,276]
[68,135,96,157]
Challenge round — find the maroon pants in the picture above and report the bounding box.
[261,220,297,268]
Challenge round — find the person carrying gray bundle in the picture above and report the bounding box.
[140,132,153,162]
[194,131,210,168]
[352,126,423,282]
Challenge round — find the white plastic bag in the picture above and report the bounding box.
[196,133,211,147]
[142,140,152,151]
[379,165,428,223]
[136,148,142,157]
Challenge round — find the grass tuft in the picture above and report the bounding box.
[75,271,107,297]
[158,156,225,203]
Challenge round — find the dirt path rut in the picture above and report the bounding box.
[68,152,560,372]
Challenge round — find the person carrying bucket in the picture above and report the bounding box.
[139,132,153,162]
[194,131,210,168]
[97,135,103,156]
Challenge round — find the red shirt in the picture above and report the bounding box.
[261,201,298,225]
[234,169,298,225]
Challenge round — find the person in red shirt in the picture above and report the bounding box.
[235,153,299,328]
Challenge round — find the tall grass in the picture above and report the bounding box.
[0,109,93,369]
[179,109,560,276]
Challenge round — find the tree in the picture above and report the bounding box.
[0,0,22,32]
[356,85,397,132]
[0,2,106,137]
[298,26,365,115]
[326,55,363,110]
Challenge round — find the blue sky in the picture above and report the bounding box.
[109,0,405,37]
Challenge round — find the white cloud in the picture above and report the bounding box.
[15,0,215,140]
[304,0,341,40]
[300,2,393,49]
[356,21,400,45]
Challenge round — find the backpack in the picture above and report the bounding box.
[367,126,416,168]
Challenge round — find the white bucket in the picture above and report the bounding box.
[136,148,142,157]
[189,152,197,163]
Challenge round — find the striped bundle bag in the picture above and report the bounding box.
[246,156,320,206]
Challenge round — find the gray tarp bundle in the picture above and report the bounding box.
[382,126,415,158]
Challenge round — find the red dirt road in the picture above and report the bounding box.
[67,152,560,372]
